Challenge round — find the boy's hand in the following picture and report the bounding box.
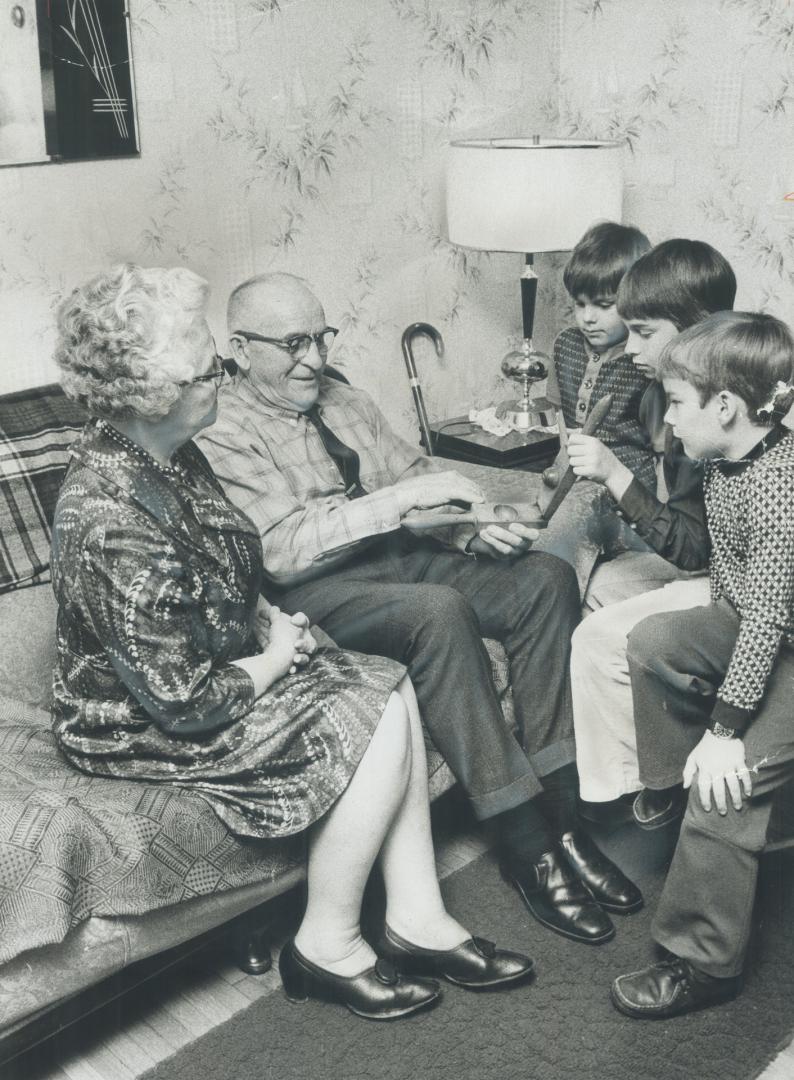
[683,730,753,814]
[567,433,634,500]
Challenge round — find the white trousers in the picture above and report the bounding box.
[572,554,711,802]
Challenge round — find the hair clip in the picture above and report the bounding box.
[757,380,794,421]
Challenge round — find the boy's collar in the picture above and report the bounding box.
[712,423,788,474]
[582,337,626,365]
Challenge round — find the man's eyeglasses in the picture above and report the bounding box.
[232,327,339,360]
[183,356,239,386]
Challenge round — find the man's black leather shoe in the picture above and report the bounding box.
[633,785,686,830]
[502,846,615,945]
[278,939,441,1020]
[377,924,534,989]
[560,830,643,914]
[611,956,741,1018]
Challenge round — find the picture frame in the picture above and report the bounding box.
[0,0,139,167]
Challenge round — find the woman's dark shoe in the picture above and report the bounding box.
[278,939,441,1020]
[501,845,615,945]
[560,830,643,914]
[611,956,742,1019]
[377,924,534,989]
[633,785,686,830]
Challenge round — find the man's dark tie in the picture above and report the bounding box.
[307,406,368,498]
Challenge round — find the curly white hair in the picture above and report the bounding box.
[55,264,210,420]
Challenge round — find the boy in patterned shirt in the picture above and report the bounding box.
[554,221,655,490]
[610,311,794,1018]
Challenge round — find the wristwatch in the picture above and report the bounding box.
[711,721,737,740]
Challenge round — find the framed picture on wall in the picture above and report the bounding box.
[0,0,139,167]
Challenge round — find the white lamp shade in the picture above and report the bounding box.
[445,138,625,253]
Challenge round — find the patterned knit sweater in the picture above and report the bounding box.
[553,327,656,491]
[706,424,794,730]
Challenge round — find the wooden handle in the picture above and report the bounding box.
[402,509,548,531]
[555,407,569,454]
[582,393,613,436]
[539,393,615,522]
[401,512,478,530]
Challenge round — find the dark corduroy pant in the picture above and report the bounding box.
[627,598,794,976]
[273,534,580,821]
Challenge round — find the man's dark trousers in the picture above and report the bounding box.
[274,534,580,821]
[627,598,794,977]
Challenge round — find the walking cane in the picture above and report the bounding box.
[401,322,443,456]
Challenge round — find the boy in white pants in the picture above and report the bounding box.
[567,240,736,827]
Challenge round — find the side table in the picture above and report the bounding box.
[423,417,559,472]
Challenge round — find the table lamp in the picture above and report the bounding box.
[445,137,624,431]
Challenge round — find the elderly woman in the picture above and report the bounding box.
[50,264,532,1020]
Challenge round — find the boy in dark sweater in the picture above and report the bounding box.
[567,240,736,817]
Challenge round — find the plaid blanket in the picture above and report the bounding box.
[0,384,86,593]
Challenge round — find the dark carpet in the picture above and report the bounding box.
[140,832,794,1080]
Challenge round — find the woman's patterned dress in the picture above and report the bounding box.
[50,419,405,839]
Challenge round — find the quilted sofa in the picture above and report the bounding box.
[0,381,515,1060]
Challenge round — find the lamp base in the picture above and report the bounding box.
[495,398,556,432]
[498,338,552,433]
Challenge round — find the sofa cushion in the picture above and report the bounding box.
[0,383,86,594]
[0,584,58,710]
[0,706,302,967]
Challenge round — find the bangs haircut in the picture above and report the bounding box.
[617,238,737,330]
[658,311,794,423]
[563,221,651,300]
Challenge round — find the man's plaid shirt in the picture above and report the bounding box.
[198,374,470,587]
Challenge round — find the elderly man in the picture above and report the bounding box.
[199,272,641,943]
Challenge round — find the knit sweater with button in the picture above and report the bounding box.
[553,327,655,491]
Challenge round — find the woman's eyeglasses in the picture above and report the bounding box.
[232,327,339,360]
[184,356,239,386]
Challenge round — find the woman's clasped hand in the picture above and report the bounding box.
[252,598,317,676]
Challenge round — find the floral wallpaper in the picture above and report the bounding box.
[1,0,793,443]
[544,0,794,331]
